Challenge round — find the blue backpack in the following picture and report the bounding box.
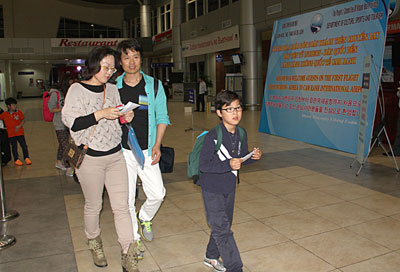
[187,125,244,184]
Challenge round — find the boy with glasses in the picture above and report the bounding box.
[198,90,262,272]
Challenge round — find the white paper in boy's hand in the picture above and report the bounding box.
[240,151,254,162]
[119,102,140,113]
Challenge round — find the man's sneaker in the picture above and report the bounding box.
[134,240,145,260]
[137,215,154,241]
[56,161,66,170]
[25,158,32,165]
[14,159,23,166]
[204,256,226,272]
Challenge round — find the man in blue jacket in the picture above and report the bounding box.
[116,39,170,259]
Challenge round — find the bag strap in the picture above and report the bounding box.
[154,78,159,98]
[84,85,106,149]
[214,125,244,153]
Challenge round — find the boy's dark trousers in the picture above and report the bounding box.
[202,189,243,272]
[9,135,29,161]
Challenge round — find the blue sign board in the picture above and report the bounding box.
[259,0,389,156]
[188,89,195,104]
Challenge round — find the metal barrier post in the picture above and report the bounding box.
[0,149,19,222]
[0,133,18,250]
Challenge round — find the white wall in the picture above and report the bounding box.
[0,0,124,38]
[12,63,52,97]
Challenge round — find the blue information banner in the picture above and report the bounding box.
[259,0,389,156]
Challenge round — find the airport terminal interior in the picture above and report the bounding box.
[2,0,400,271]
[1,98,400,272]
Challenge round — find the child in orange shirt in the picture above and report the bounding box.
[0,97,32,166]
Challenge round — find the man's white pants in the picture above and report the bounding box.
[122,148,166,241]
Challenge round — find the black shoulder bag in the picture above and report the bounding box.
[154,78,175,173]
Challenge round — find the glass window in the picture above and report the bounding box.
[166,12,171,30]
[80,21,92,30]
[208,0,219,12]
[58,17,65,29]
[190,63,198,82]
[56,29,65,38]
[220,0,229,7]
[199,61,205,76]
[64,18,79,30]
[198,0,204,16]
[57,17,121,38]
[79,29,93,38]
[152,10,158,35]
[95,30,107,38]
[188,1,196,20]
[65,29,79,38]
[161,13,165,32]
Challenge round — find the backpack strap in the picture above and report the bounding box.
[214,124,244,153]
[214,125,223,152]
[238,126,245,144]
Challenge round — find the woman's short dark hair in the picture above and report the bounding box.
[81,46,118,81]
[215,90,241,110]
[116,39,143,59]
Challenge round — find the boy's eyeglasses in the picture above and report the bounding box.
[101,65,117,74]
[221,106,242,113]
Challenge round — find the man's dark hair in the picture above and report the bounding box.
[5,97,17,106]
[81,46,118,81]
[214,90,241,111]
[116,39,143,59]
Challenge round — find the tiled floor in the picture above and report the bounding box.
[1,98,400,271]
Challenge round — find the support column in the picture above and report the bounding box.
[4,61,13,98]
[140,0,151,74]
[240,0,261,111]
[172,0,185,73]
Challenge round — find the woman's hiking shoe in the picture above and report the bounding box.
[88,236,107,267]
[121,242,139,272]
[203,256,226,272]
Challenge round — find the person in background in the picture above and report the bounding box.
[385,86,400,157]
[198,90,262,272]
[196,77,207,112]
[116,39,170,259]
[62,46,139,272]
[0,97,32,166]
[49,73,74,176]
